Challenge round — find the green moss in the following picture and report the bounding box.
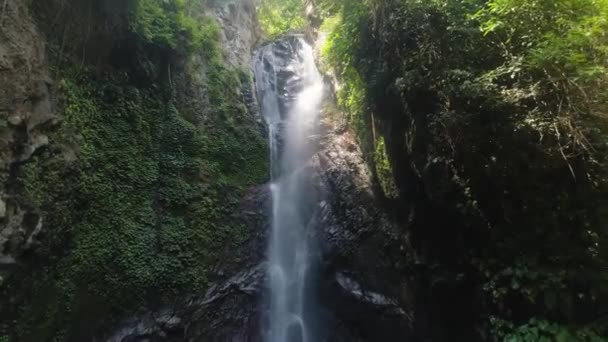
[7,60,267,339]
[204,61,269,186]
[2,9,268,338]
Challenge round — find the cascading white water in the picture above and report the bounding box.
[255,37,324,342]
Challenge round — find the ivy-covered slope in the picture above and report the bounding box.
[0,0,267,340]
[313,0,608,340]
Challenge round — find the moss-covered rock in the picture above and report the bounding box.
[0,0,268,340]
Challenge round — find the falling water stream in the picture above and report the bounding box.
[255,37,324,342]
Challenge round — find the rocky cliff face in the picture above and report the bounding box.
[312,119,415,341]
[0,0,271,340]
[0,0,55,281]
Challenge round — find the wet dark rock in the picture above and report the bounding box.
[255,36,307,119]
[105,266,267,342]
[187,264,266,342]
[334,272,407,314]
[106,310,184,342]
[311,125,415,341]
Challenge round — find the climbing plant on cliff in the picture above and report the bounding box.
[318,0,608,340]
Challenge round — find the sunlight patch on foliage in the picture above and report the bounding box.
[257,0,306,39]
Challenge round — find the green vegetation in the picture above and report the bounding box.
[131,0,207,51]
[502,318,605,342]
[373,136,398,199]
[12,66,265,339]
[0,0,268,340]
[317,0,608,340]
[257,0,306,39]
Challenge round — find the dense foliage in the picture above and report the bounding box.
[0,0,268,339]
[257,0,306,39]
[316,0,608,340]
[131,0,215,52]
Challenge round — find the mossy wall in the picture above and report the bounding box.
[0,0,268,340]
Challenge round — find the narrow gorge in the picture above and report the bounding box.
[1,0,607,341]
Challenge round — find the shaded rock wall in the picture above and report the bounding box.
[0,0,55,280]
[312,119,415,341]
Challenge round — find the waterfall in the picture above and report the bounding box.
[255,37,324,342]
